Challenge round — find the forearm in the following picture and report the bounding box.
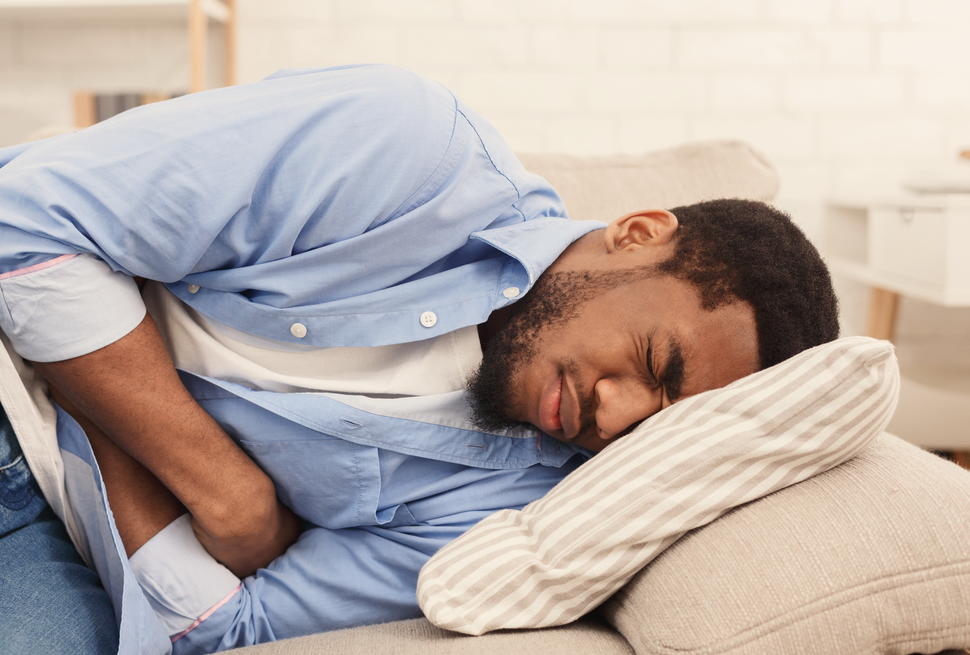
[34,313,275,542]
[48,385,185,556]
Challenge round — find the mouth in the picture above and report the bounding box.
[537,375,563,435]
[559,373,581,441]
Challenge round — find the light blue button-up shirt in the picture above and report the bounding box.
[0,65,605,653]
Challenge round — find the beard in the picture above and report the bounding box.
[465,268,642,433]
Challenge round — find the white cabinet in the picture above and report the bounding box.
[824,194,970,307]
[824,194,970,455]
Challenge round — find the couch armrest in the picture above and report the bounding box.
[599,433,970,655]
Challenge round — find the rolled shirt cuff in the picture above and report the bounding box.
[129,513,242,639]
[0,253,147,362]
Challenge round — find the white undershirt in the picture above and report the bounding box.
[141,281,483,397]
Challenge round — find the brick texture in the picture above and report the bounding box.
[1,0,967,234]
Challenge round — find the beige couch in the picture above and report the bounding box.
[228,142,970,655]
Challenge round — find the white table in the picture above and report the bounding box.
[823,193,970,466]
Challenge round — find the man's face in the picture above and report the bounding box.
[466,210,760,452]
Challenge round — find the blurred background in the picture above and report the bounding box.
[1,0,968,454]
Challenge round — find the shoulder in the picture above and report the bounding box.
[262,64,457,131]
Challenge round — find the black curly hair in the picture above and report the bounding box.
[657,198,839,369]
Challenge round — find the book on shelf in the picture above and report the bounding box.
[73,90,186,128]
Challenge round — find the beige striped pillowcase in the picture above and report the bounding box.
[417,336,899,635]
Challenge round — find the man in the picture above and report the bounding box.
[0,64,837,653]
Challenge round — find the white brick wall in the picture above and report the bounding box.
[783,74,906,111]
[837,0,904,23]
[879,28,970,70]
[1,0,966,276]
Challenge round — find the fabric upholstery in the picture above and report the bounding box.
[223,617,633,655]
[417,337,899,634]
[600,433,970,655]
[519,140,779,221]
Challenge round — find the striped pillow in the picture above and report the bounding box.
[417,336,899,635]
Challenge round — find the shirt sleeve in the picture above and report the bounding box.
[166,523,452,652]
[0,254,146,362]
[0,64,457,360]
[152,454,578,652]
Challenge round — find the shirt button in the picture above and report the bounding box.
[419,311,438,328]
[289,322,308,338]
[187,284,200,294]
[502,286,521,299]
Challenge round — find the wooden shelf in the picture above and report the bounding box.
[0,0,229,22]
[1,0,239,121]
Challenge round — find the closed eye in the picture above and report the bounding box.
[645,340,658,386]
[645,339,657,385]
[663,338,686,402]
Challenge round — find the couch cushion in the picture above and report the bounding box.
[600,433,970,655]
[519,140,779,221]
[223,617,633,655]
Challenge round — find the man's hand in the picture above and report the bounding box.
[34,313,302,576]
[192,492,303,578]
[48,380,299,577]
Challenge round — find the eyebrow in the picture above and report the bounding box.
[663,338,686,402]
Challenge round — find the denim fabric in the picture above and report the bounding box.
[0,405,119,653]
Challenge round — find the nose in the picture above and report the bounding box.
[592,377,663,440]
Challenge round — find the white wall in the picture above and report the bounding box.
[232,0,970,240]
[4,1,969,235]
[4,0,968,301]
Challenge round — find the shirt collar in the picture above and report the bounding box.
[470,218,606,287]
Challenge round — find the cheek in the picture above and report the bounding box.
[564,298,619,337]
[537,316,602,356]
[528,287,640,363]
[539,322,630,375]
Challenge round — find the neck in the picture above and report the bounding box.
[542,227,607,276]
[477,303,515,352]
[477,228,606,351]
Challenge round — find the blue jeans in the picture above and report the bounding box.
[0,405,118,653]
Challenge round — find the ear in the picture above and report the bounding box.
[604,210,679,253]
